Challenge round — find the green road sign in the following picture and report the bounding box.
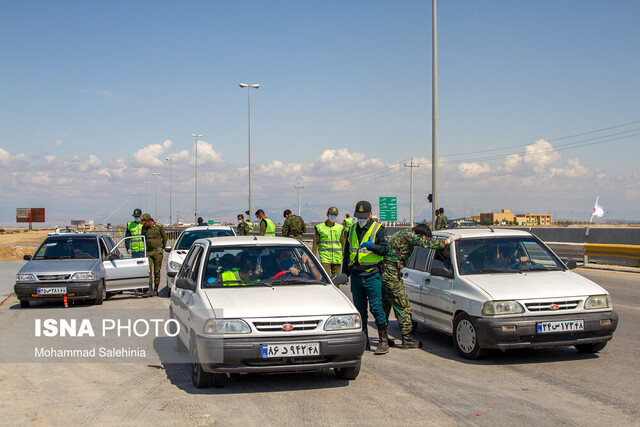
[379,196,397,221]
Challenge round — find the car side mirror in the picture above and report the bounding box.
[23,254,32,261]
[564,259,577,270]
[164,246,172,253]
[330,273,348,286]
[175,277,197,291]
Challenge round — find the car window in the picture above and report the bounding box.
[456,237,564,275]
[202,244,329,288]
[32,237,99,260]
[409,247,431,272]
[188,247,204,282]
[104,236,115,252]
[178,245,203,280]
[99,238,109,259]
[175,229,235,250]
[406,248,419,270]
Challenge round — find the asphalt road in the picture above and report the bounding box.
[0,267,638,425]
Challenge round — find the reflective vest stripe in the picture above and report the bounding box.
[264,218,276,236]
[127,222,144,252]
[316,222,343,264]
[348,222,383,271]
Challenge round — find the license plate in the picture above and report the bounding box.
[537,320,584,333]
[37,287,67,295]
[261,342,320,358]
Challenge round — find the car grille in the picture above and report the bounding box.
[525,300,581,312]
[36,274,71,281]
[252,320,321,332]
[243,356,330,366]
[520,332,595,343]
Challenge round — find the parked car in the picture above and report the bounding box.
[48,226,83,236]
[402,228,618,359]
[15,234,150,307]
[170,236,365,388]
[165,226,236,295]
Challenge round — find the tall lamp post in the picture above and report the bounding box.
[144,181,150,212]
[239,83,259,221]
[165,157,174,225]
[152,172,160,220]
[137,186,143,209]
[191,133,202,224]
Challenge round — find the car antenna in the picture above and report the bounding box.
[253,235,258,240]
[488,226,495,232]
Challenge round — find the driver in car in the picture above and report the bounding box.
[273,250,322,280]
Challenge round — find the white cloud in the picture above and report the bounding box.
[54,139,63,148]
[459,162,491,178]
[523,139,560,173]
[132,139,173,167]
[550,158,589,178]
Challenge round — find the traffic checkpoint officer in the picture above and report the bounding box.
[312,206,345,277]
[342,201,390,354]
[141,213,167,297]
[237,213,253,236]
[125,208,145,258]
[282,209,306,240]
[382,223,458,348]
[255,209,276,236]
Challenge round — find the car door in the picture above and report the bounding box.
[172,244,205,344]
[421,247,455,333]
[401,247,433,324]
[103,236,150,291]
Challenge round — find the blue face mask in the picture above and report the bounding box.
[328,214,338,222]
[281,257,294,269]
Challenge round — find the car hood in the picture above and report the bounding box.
[19,259,99,275]
[168,249,189,265]
[464,270,609,300]
[202,285,357,318]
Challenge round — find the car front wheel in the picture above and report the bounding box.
[334,361,361,380]
[453,314,487,360]
[94,280,105,305]
[189,334,226,388]
[575,342,607,353]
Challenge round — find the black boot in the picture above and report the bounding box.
[144,287,154,297]
[401,333,422,349]
[374,324,389,355]
[363,324,371,351]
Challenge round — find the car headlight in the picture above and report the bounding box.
[585,294,612,310]
[70,272,95,281]
[168,261,182,271]
[324,314,362,331]
[482,300,524,316]
[16,273,36,282]
[203,319,251,334]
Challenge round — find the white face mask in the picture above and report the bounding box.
[134,217,141,223]
[328,214,338,222]
[357,218,369,227]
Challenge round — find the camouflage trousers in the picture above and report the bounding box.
[147,250,164,290]
[381,261,413,335]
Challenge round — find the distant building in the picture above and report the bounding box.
[479,209,552,225]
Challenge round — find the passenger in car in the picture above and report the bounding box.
[221,253,262,285]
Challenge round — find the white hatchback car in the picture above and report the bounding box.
[164,226,236,295]
[403,228,618,359]
[169,236,366,388]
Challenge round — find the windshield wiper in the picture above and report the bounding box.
[268,278,325,285]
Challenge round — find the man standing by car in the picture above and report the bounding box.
[141,213,167,297]
[282,209,306,240]
[255,209,276,236]
[312,206,345,277]
[342,201,389,354]
[125,208,145,258]
[237,214,253,236]
[435,207,449,230]
[382,223,456,348]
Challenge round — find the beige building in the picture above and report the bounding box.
[480,209,552,225]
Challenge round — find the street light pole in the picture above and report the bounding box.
[144,181,150,212]
[404,158,419,226]
[165,157,174,225]
[239,83,259,222]
[431,0,439,228]
[137,186,142,208]
[295,181,304,216]
[191,133,202,224]
[152,172,160,220]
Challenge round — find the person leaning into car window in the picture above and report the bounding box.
[222,252,262,285]
[273,249,322,280]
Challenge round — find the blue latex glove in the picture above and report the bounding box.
[358,241,372,249]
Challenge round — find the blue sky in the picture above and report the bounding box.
[1,0,639,226]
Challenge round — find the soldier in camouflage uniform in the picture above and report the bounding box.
[237,214,252,236]
[141,213,167,297]
[282,209,306,240]
[382,223,456,348]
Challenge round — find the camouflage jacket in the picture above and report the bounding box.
[237,221,252,236]
[282,215,306,238]
[143,222,167,253]
[384,228,446,268]
[435,214,449,230]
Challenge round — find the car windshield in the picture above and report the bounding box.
[175,229,234,250]
[33,237,99,260]
[201,245,329,288]
[455,236,564,275]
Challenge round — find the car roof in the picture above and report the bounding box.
[182,225,234,232]
[433,228,533,239]
[199,236,305,247]
[45,233,107,240]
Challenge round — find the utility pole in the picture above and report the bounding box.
[144,181,150,212]
[404,157,420,226]
[220,201,223,224]
[431,0,439,228]
[295,181,304,216]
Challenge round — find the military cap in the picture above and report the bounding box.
[141,213,152,221]
[327,206,339,215]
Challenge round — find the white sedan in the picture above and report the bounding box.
[403,228,618,359]
[170,236,365,387]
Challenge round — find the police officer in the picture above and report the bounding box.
[435,207,449,230]
[312,207,345,277]
[255,209,276,236]
[382,224,457,348]
[282,209,306,240]
[342,201,389,354]
[141,213,167,296]
[125,208,145,258]
[237,214,253,236]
